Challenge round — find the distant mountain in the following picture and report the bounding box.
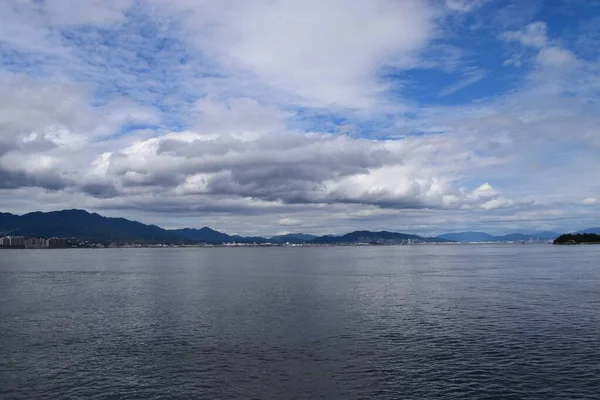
[0,210,273,244]
[529,231,562,239]
[230,235,269,244]
[497,232,559,241]
[2,208,581,246]
[269,233,317,244]
[436,231,560,242]
[170,227,269,244]
[311,230,446,244]
[170,227,233,243]
[436,231,496,242]
[576,227,600,234]
[0,209,181,243]
[0,211,450,245]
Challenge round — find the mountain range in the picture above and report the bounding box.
[311,231,430,244]
[435,231,561,242]
[575,227,600,234]
[0,209,596,245]
[0,209,445,245]
[0,210,176,243]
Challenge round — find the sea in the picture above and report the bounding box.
[1,245,599,399]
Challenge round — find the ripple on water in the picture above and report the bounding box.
[1,245,600,399]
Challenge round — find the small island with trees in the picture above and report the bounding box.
[554,233,600,245]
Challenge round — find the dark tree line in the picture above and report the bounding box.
[554,233,600,244]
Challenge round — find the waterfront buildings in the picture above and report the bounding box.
[0,236,67,249]
[1,236,25,248]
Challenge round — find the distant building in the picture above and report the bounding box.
[48,238,67,248]
[5,236,25,248]
[0,236,67,249]
[25,238,48,248]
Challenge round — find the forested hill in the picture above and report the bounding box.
[0,210,442,245]
[553,233,600,244]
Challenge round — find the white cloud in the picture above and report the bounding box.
[40,0,134,26]
[0,0,132,58]
[444,0,487,13]
[479,197,515,211]
[155,0,436,108]
[502,21,577,68]
[278,218,301,226]
[438,68,487,96]
[537,47,576,66]
[0,73,161,191]
[504,21,548,48]
[67,98,517,214]
[583,198,598,205]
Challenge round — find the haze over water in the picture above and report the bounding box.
[1,245,599,399]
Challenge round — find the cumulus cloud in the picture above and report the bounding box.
[0,73,161,191]
[536,46,576,66]
[504,21,549,48]
[502,21,577,67]
[153,0,436,108]
[52,97,513,212]
[0,83,516,214]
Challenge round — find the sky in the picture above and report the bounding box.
[1,0,599,236]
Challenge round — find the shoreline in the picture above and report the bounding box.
[0,242,555,249]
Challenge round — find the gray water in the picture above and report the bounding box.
[1,245,599,399]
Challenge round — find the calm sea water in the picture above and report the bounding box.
[1,245,599,399]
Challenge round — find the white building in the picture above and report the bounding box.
[48,238,67,248]
[5,236,25,248]
[25,238,48,248]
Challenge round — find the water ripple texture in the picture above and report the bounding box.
[1,245,600,399]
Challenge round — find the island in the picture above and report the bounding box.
[553,233,600,245]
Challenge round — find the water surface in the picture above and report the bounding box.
[1,245,599,399]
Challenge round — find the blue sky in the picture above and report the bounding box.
[0,0,599,235]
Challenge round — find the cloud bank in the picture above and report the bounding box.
[0,0,599,235]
